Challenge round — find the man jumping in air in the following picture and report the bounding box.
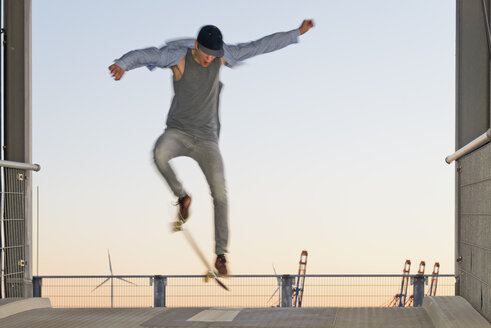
[109,19,314,275]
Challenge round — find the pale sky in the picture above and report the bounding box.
[32,0,455,276]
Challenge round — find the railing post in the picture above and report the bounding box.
[32,277,42,297]
[412,274,425,307]
[281,275,293,307]
[153,275,166,307]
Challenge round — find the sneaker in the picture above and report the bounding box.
[215,255,228,275]
[176,195,191,222]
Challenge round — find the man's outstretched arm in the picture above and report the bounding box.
[223,19,314,67]
[108,41,193,81]
[109,47,169,81]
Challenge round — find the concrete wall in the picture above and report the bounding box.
[456,0,490,147]
[456,0,491,321]
[457,143,491,320]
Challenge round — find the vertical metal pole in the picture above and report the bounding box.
[154,275,166,307]
[36,185,38,276]
[32,276,41,297]
[0,169,3,299]
[293,277,299,307]
[428,279,434,296]
[110,278,113,308]
[412,275,425,307]
[281,275,293,308]
[0,0,4,301]
[398,278,405,307]
[455,162,462,296]
[0,168,4,299]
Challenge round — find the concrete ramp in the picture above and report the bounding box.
[0,298,51,319]
[0,296,489,328]
[423,296,490,328]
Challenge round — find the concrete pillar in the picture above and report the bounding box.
[281,275,293,308]
[153,276,166,307]
[412,275,426,307]
[3,0,33,298]
[32,277,42,297]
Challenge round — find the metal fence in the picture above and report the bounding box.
[34,274,455,308]
[1,168,27,298]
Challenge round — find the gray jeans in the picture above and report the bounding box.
[153,128,228,255]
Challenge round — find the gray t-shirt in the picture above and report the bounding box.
[166,49,222,142]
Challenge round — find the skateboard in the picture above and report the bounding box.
[172,218,229,291]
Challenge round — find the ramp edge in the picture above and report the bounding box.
[0,298,51,320]
[423,296,490,328]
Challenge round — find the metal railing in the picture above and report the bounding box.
[0,160,40,172]
[1,167,27,298]
[445,128,491,164]
[33,274,455,309]
[0,160,41,298]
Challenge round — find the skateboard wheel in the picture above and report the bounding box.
[172,221,183,232]
[204,270,215,283]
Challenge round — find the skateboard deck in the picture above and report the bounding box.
[173,219,229,291]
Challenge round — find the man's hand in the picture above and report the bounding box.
[299,19,314,35]
[109,64,125,81]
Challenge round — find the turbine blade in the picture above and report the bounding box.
[272,264,278,276]
[117,277,136,286]
[107,250,113,275]
[91,278,110,292]
[268,287,280,302]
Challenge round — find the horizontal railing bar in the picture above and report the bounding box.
[0,159,41,171]
[1,245,25,250]
[35,275,157,279]
[446,128,491,163]
[3,272,25,277]
[34,274,455,279]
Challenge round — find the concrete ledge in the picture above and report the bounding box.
[423,296,490,328]
[0,298,51,319]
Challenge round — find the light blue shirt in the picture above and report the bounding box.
[113,29,300,71]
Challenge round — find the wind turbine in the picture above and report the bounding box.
[91,250,136,308]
